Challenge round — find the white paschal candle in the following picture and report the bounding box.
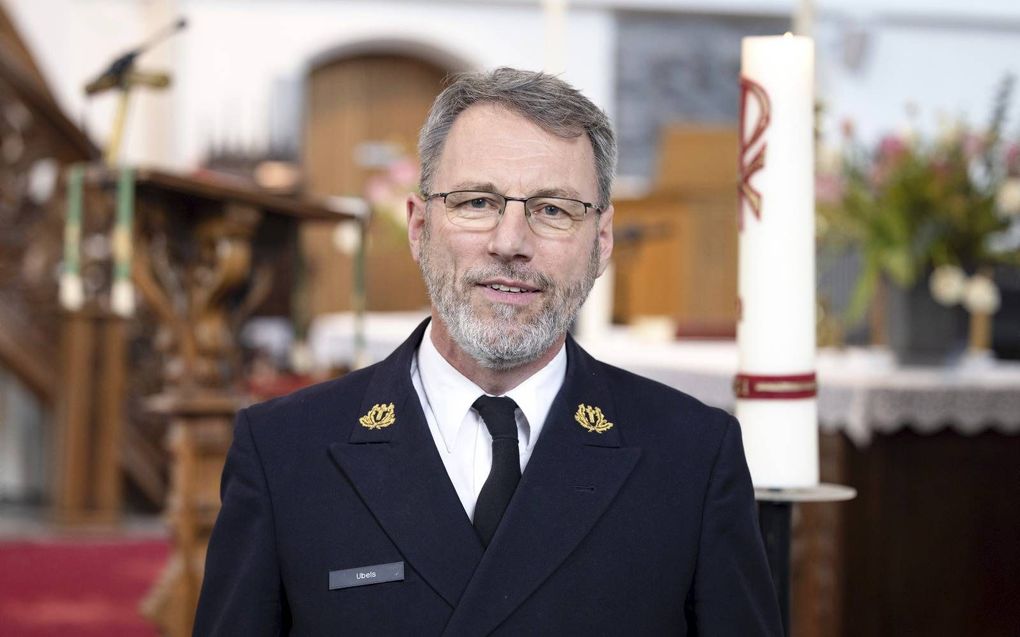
[735,34,818,488]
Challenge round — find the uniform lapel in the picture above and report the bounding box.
[328,319,484,609]
[442,337,642,636]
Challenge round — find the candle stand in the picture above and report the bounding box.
[756,484,856,637]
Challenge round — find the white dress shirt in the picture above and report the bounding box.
[410,322,566,521]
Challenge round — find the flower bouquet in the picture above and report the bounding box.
[817,76,1020,359]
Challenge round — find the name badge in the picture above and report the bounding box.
[329,561,405,590]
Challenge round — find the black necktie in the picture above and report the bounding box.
[472,395,521,547]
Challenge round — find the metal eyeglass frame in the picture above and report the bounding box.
[424,190,601,235]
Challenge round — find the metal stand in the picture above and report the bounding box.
[755,484,856,637]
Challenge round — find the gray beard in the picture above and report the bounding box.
[418,223,600,370]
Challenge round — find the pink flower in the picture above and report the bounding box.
[815,174,845,204]
[877,134,907,161]
[1005,143,1020,175]
[963,133,985,160]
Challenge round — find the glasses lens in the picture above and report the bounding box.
[526,197,586,235]
[443,191,504,228]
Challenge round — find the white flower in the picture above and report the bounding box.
[929,265,966,306]
[962,274,1001,315]
[995,178,1020,217]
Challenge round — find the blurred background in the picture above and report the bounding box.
[0,0,1018,635]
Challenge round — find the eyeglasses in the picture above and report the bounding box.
[424,190,600,237]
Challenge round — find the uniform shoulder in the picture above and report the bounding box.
[239,321,427,446]
[594,358,735,442]
[241,362,378,436]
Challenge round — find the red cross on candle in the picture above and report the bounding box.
[738,76,771,231]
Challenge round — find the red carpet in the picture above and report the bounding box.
[0,539,170,636]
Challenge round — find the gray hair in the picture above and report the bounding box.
[418,67,617,209]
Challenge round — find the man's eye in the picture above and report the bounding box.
[454,196,499,210]
[530,200,568,217]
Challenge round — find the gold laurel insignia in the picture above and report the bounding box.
[574,403,613,433]
[359,403,396,430]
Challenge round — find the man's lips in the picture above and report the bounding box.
[476,279,542,305]
[477,279,541,294]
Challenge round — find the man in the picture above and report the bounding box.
[195,67,782,635]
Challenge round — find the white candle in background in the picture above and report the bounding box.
[542,0,567,75]
[735,34,818,488]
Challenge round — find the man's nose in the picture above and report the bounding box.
[487,200,534,261]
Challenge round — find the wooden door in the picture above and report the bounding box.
[302,54,449,315]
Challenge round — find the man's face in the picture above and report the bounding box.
[407,103,614,370]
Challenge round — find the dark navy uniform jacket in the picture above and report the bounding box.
[194,319,782,636]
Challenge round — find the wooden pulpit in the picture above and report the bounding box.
[613,124,740,336]
[82,167,355,636]
[56,166,357,635]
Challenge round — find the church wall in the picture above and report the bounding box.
[4,0,1020,177]
[2,0,615,173]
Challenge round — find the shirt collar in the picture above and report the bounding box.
[416,322,567,453]
[503,339,566,452]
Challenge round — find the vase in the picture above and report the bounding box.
[883,278,967,365]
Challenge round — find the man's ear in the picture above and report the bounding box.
[407,193,426,263]
[595,204,614,277]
